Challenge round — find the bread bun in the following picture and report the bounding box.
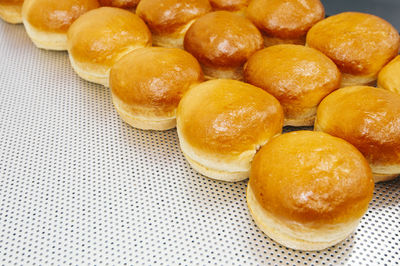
[184,11,263,80]
[67,7,151,87]
[98,0,140,10]
[246,0,324,47]
[248,131,374,251]
[136,0,211,49]
[0,0,23,24]
[209,0,248,12]
[177,79,283,181]
[315,86,400,182]
[244,44,341,126]
[306,12,400,87]
[377,55,400,94]
[22,0,99,50]
[110,47,203,130]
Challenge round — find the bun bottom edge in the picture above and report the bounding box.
[68,53,109,87]
[23,19,67,50]
[181,150,248,182]
[112,94,176,131]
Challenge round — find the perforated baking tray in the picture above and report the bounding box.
[0,22,399,265]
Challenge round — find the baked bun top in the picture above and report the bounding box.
[98,0,140,9]
[1,0,23,5]
[306,12,400,77]
[177,79,283,154]
[209,0,249,11]
[136,0,211,35]
[246,0,324,39]
[316,86,400,168]
[110,47,203,116]
[378,55,400,94]
[184,11,263,68]
[244,44,340,119]
[67,7,151,68]
[22,0,99,33]
[250,131,374,225]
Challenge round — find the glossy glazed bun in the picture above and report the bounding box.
[177,79,283,181]
[136,0,211,49]
[67,7,152,87]
[22,0,99,50]
[315,86,400,182]
[98,0,140,10]
[110,47,203,130]
[209,0,248,12]
[378,55,400,94]
[248,131,374,251]
[184,11,263,80]
[0,0,23,24]
[246,0,324,47]
[306,12,400,87]
[244,44,341,126]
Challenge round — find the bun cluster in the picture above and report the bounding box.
[2,0,399,252]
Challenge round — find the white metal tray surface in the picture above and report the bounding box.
[0,22,399,265]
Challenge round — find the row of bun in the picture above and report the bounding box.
[1,0,400,252]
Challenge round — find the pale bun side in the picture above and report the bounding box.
[179,135,257,182]
[23,19,68,50]
[112,94,176,130]
[201,64,243,81]
[150,19,195,49]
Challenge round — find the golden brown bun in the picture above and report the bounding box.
[177,79,283,181]
[67,7,152,87]
[209,0,248,12]
[378,55,400,94]
[136,0,211,48]
[248,131,374,251]
[246,0,324,47]
[110,47,204,130]
[244,45,341,126]
[306,12,400,87]
[98,0,140,9]
[0,0,23,24]
[315,86,400,182]
[184,11,263,80]
[22,0,99,50]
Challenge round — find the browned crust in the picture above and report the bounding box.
[246,0,324,39]
[136,0,211,35]
[315,86,400,169]
[250,131,374,225]
[306,12,400,77]
[184,11,263,68]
